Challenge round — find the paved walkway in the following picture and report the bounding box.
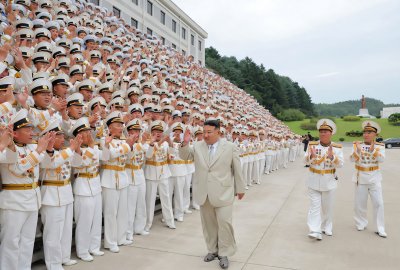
[33,147,400,270]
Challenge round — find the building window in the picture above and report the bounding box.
[182,27,186,39]
[131,18,138,28]
[147,27,153,35]
[199,60,202,65]
[132,0,138,5]
[147,1,153,15]
[113,6,121,18]
[160,11,165,25]
[172,43,176,49]
[182,49,186,56]
[172,19,177,33]
[161,37,165,45]
[91,0,99,5]
[191,34,194,46]
[198,40,202,50]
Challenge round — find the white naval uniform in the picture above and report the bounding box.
[350,142,386,234]
[72,145,109,259]
[144,141,175,230]
[126,142,148,239]
[0,144,42,270]
[304,141,344,236]
[100,138,131,249]
[168,142,188,220]
[40,148,75,270]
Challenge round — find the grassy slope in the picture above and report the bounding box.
[285,118,400,142]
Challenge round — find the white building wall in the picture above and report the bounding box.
[96,0,208,65]
[381,107,400,118]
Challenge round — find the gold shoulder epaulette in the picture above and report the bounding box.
[353,141,361,144]
[332,143,342,148]
[375,142,384,146]
[32,140,38,144]
[309,141,319,145]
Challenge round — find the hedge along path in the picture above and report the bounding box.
[285,118,400,142]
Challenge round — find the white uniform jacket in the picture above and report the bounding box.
[39,148,74,206]
[125,143,148,186]
[350,142,385,185]
[100,138,130,190]
[72,145,109,196]
[0,144,43,211]
[304,141,344,191]
[144,141,171,180]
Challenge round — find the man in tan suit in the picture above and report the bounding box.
[180,119,245,269]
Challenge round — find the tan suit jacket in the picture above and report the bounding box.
[180,139,245,207]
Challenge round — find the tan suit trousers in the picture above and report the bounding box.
[200,197,237,257]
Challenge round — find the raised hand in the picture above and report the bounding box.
[355,141,361,154]
[309,146,316,159]
[37,133,52,153]
[46,131,56,151]
[370,141,375,152]
[183,128,191,145]
[0,126,12,151]
[88,113,99,127]
[105,135,113,146]
[70,134,83,152]
[327,145,334,160]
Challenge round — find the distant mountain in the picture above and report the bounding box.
[315,98,400,117]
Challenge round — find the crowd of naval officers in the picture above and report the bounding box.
[0,1,303,269]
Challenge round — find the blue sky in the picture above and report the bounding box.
[173,0,400,104]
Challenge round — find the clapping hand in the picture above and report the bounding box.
[309,146,316,159]
[70,134,83,153]
[370,141,375,152]
[183,128,191,145]
[327,145,334,160]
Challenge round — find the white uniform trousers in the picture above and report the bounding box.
[307,188,335,234]
[283,149,289,168]
[0,209,38,270]
[264,156,272,174]
[102,187,129,248]
[74,193,102,258]
[246,161,253,186]
[127,183,147,238]
[258,158,265,178]
[169,176,186,220]
[200,198,236,257]
[145,179,174,230]
[289,148,296,162]
[183,173,193,211]
[41,204,73,270]
[252,160,260,184]
[354,183,385,233]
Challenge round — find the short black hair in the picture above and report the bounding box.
[204,119,220,129]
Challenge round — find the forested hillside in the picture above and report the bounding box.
[205,47,315,116]
[315,98,400,117]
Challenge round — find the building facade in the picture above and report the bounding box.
[91,0,208,66]
[380,107,400,118]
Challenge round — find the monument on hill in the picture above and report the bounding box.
[357,95,375,118]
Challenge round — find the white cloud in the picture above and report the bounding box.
[315,72,340,78]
